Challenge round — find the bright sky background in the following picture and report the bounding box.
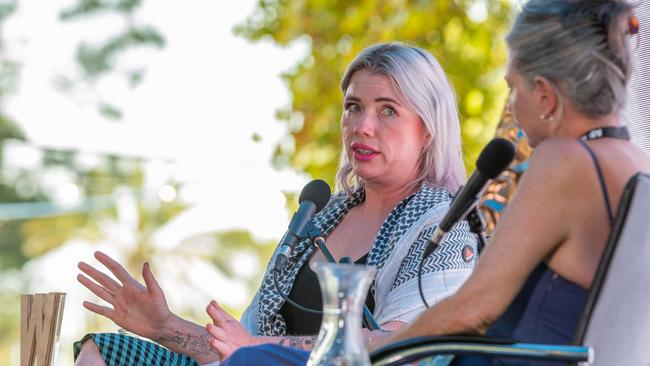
[4,0,310,242]
[3,1,312,364]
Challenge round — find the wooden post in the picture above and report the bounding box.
[20,292,66,366]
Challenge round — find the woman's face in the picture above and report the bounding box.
[505,54,549,147]
[341,69,429,189]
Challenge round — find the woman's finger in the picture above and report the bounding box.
[212,301,238,322]
[77,273,115,305]
[209,337,233,359]
[206,323,227,341]
[208,300,238,322]
[83,301,115,320]
[206,302,229,328]
[94,251,137,285]
[78,261,121,292]
[142,262,163,297]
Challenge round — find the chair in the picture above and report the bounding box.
[370,173,650,366]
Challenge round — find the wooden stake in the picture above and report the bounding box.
[20,292,66,366]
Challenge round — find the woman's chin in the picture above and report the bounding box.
[353,165,378,177]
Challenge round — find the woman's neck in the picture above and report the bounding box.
[358,182,418,218]
[554,109,621,139]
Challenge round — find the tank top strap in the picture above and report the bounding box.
[577,139,615,225]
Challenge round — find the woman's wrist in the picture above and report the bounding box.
[250,335,267,346]
[155,314,222,363]
[154,312,184,343]
[263,335,319,351]
[365,328,392,352]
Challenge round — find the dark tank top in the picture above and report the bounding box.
[453,140,615,366]
[279,253,375,336]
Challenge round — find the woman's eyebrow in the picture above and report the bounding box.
[375,97,402,106]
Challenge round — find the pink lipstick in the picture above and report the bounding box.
[351,143,379,161]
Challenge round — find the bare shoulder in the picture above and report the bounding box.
[523,138,592,187]
[532,137,650,179]
[530,138,588,165]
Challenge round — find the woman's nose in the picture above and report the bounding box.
[353,112,375,136]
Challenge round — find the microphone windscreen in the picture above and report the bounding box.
[476,138,516,179]
[298,179,332,213]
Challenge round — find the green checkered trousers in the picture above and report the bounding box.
[74,333,199,366]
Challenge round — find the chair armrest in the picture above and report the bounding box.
[370,336,593,366]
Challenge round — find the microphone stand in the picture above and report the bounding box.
[308,227,381,331]
[465,206,488,254]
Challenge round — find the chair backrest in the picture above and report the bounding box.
[574,173,650,365]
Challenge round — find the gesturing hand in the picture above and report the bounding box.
[77,251,172,341]
[205,300,260,359]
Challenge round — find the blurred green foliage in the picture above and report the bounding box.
[0,1,285,363]
[0,1,175,363]
[74,27,164,80]
[236,0,512,186]
[58,0,142,18]
[0,0,517,364]
[58,0,165,120]
[0,0,164,263]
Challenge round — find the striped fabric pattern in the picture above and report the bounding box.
[625,1,650,155]
[392,220,474,290]
[73,333,199,366]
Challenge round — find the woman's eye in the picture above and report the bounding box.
[381,106,397,116]
[345,103,361,113]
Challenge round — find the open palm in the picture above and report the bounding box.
[77,251,172,341]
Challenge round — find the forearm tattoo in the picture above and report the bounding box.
[160,331,218,356]
[278,336,317,351]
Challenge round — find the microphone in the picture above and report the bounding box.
[423,138,515,258]
[273,179,331,270]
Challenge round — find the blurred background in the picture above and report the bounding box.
[0,0,644,365]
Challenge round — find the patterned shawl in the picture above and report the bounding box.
[241,184,477,336]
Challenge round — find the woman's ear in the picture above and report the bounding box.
[420,131,431,154]
[533,76,559,122]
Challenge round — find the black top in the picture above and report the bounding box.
[279,253,376,336]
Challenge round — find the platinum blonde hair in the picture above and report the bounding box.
[507,0,634,119]
[336,42,466,195]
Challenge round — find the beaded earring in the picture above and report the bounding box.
[628,15,639,35]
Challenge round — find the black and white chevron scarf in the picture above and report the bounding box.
[256,184,475,336]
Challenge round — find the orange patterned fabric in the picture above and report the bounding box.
[479,100,533,235]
